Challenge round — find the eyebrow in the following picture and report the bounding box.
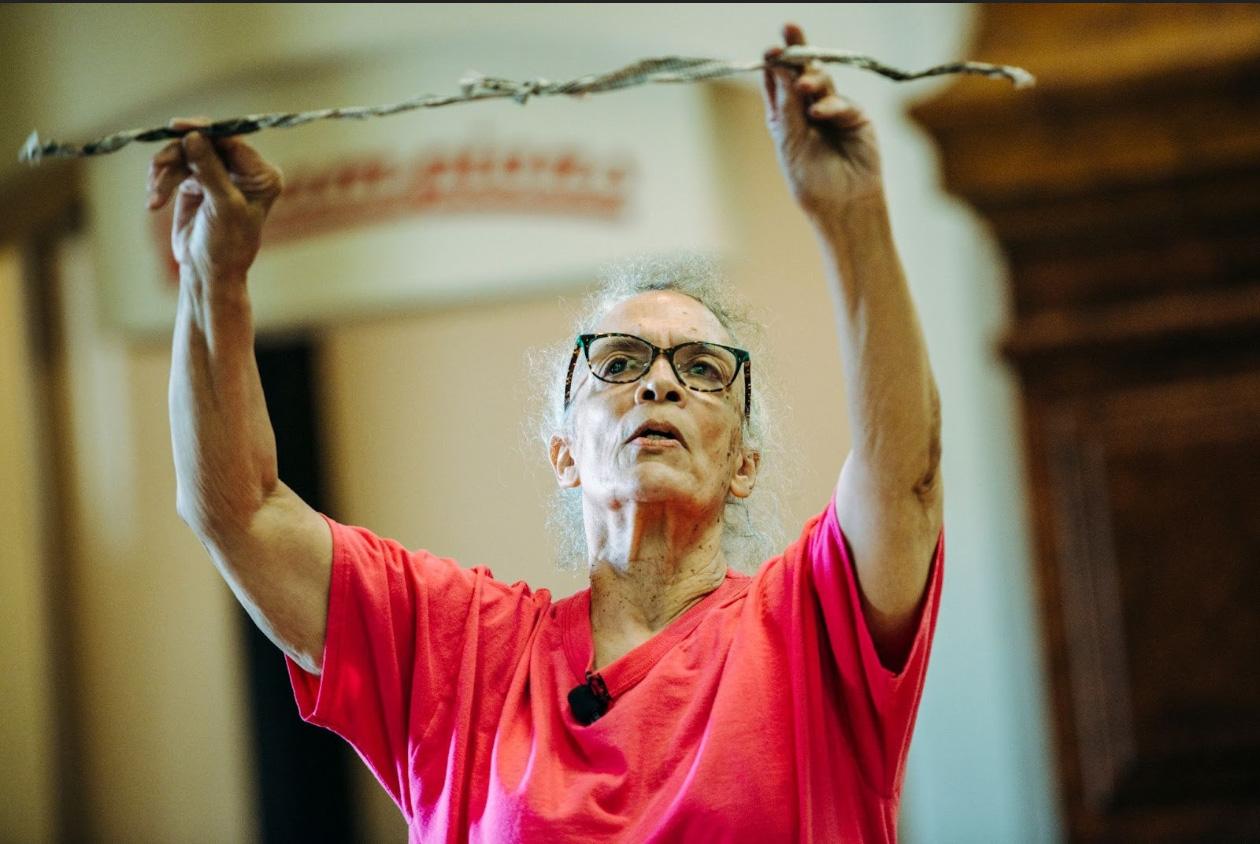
[593,327,735,346]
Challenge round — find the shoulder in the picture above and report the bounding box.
[326,516,552,610]
[744,506,834,595]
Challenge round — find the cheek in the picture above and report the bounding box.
[723,426,744,470]
[569,403,619,464]
[702,412,746,472]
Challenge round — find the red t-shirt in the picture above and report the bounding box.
[288,500,943,842]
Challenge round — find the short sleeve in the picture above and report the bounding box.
[805,497,943,797]
[286,515,545,815]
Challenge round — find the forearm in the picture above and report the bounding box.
[169,269,280,545]
[815,195,941,666]
[814,195,941,501]
[155,129,331,671]
[169,269,333,670]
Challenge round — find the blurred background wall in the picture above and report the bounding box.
[0,4,1084,842]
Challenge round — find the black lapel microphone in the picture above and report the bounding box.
[568,671,613,725]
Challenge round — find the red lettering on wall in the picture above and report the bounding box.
[153,143,636,284]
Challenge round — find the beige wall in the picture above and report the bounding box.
[0,249,58,843]
[51,239,258,843]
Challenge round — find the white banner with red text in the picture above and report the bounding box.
[85,36,725,337]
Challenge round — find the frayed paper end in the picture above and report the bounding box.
[1008,67,1036,89]
[19,131,42,166]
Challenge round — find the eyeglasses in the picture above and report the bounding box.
[564,332,751,419]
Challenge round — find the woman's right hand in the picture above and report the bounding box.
[146,118,283,286]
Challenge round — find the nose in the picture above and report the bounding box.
[634,351,685,408]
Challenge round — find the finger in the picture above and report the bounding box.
[148,139,183,174]
[762,65,777,108]
[764,33,809,132]
[763,44,794,119]
[762,47,783,112]
[172,179,204,235]
[808,94,868,131]
[768,60,810,131]
[146,140,186,208]
[215,136,284,201]
[795,70,829,97]
[148,161,192,211]
[763,66,796,116]
[215,135,267,174]
[796,62,835,95]
[181,131,238,204]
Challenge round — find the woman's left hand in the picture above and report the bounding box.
[763,23,885,220]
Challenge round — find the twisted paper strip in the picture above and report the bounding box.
[19,46,1033,165]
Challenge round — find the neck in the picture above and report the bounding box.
[585,498,728,670]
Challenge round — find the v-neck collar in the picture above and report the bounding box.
[560,570,751,700]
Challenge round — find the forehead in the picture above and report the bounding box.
[592,290,733,345]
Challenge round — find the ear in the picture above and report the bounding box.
[549,434,581,489]
[729,447,760,499]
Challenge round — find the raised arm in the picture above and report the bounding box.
[149,123,332,674]
[763,26,943,668]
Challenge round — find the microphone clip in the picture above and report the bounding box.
[568,670,613,725]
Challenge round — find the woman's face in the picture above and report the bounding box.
[552,290,758,517]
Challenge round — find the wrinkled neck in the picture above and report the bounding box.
[585,498,727,668]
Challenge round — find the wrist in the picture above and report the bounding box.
[808,192,894,250]
[179,263,249,296]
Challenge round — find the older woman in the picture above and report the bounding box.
[151,24,943,843]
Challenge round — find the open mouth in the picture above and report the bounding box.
[627,421,685,447]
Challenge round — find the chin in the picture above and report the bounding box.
[617,467,706,506]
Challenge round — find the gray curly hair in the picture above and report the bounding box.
[530,253,787,573]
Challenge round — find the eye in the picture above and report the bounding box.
[687,360,719,378]
[671,342,743,393]
[594,352,647,381]
[587,336,652,382]
[604,355,630,376]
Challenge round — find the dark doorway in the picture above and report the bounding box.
[248,339,357,844]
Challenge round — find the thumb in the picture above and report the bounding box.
[778,68,813,136]
[172,180,204,236]
[763,59,810,140]
[181,132,237,204]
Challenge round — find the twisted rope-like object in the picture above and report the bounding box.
[19,46,1033,165]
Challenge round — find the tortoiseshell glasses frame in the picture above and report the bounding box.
[563,332,751,420]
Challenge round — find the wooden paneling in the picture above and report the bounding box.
[912,5,1260,841]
